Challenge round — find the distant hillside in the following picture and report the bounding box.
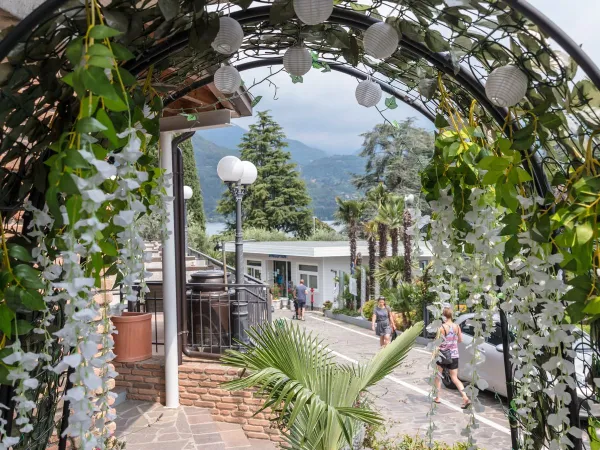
[193,128,365,221]
[196,124,328,166]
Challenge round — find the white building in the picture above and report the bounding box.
[224,240,432,307]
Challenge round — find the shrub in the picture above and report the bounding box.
[322,301,333,311]
[332,308,361,317]
[364,424,475,450]
[271,285,281,298]
[362,300,376,320]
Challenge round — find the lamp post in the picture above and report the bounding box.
[183,185,193,256]
[217,156,257,345]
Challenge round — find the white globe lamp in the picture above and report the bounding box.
[211,16,244,55]
[293,0,333,25]
[217,156,244,183]
[363,22,399,60]
[485,65,529,108]
[405,194,415,205]
[183,186,194,200]
[355,79,382,108]
[214,65,242,94]
[283,46,312,76]
[239,161,258,185]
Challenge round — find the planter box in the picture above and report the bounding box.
[112,312,152,362]
[324,310,371,330]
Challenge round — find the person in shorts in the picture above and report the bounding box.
[434,307,470,408]
[295,279,308,321]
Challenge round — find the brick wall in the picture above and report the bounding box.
[114,357,283,444]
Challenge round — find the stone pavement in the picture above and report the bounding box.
[114,400,278,450]
[276,310,511,450]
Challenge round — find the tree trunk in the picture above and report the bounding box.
[403,210,412,282]
[368,236,376,299]
[349,225,357,273]
[378,224,388,259]
[390,228,399,256]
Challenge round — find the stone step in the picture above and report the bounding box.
[112,387,128,408]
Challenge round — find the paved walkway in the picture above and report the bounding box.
[114,400,278,450]
[275,310,511,449]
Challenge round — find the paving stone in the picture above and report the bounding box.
[191,423,221,435]
[193,432,224,445]
[177,410,193,433]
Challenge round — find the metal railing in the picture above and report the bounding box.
[186,246,264,285]
[123,280,271,357]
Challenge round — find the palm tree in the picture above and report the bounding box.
[383,283,417,330]
[376,195,404,256]
[334,198,366,272]
[221,320,423,450]
[376,255,405,288]
[367,184,389,260]
[364,220,378,299]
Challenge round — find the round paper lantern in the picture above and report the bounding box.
[283,46,312,76]
[214,65,242,94]
[485,65,529,108]
[211,17,244,55]
[363,22,399,60]
[293,0,333,25]
[355,80,382,108]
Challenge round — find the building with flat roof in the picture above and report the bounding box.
[223,240,432,307]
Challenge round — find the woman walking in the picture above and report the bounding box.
[434,307,470,408]
[371,296,395,348]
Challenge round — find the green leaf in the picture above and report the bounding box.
[21,290,45,311]
[434,114,449,128]
[76,117,108,134]
[575,222,594,244]
[269,0,295,24]
[99,240,118,257]
[111,43,135,62]
[89,25,122,39]
[482,170,503,185]
[350,3,370,10]
[87,56,114,69]
[14,264,44,290]
[96,109,119,146]
[538,112,562,130]
[66,196,83,227]
[0,304,14,336]
[8,244,32,262]
[478,155,510,171]
[117,67,137,86]
[385,97,398,110]
[291,75,303,84]
[504,235,520,260]
[82,66,122,103]
[508,167,533,184]
[251,96,262,107]
[425,30,450,52]
[87,44,114,58]
[14,320,33,336]
[512,135,535,151]
[583,296,600,315]
[65,37,84,66]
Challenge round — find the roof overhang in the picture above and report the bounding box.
[159,109,232,133]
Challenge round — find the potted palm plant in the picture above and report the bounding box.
[221,320,423,449]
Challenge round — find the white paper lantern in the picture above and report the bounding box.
[283,46,312,76]
[211,17,244,55]
[363,22,399,60]
[355,80,382,108]
[485,65,529,108]
[293,0,333,25]
[214,65,242,94]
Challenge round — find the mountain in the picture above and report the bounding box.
[193,128,365,221]
[196,125,328,165]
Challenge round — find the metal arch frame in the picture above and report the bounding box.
[162,58,436,122]
[126,5,551,195]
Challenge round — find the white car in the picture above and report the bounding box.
[440,313,597,417]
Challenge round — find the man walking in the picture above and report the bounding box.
[295,279,308,321]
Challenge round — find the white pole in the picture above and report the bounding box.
[159,131,179,408]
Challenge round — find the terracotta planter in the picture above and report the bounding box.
[112,312,152,363]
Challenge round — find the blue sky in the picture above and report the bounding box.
[233,0,600,155]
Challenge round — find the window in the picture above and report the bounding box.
[299,264,318,290]
[246,260,262,280]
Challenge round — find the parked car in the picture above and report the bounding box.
[440,313,598,418]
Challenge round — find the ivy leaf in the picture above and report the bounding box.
[425,30,450,52]
[508,167,533,184]
[89,25,123,39]
[82,67,121,103]
[65,38,84,66]
[76,117,108,134]
[418,78,436,100]
[342,35,360,67]
[0,304,14,336]
[270,0,295,24]
[158,0,180,21]
[583,297,600,315]
[14,320,33,336]
[111,43,135,62]
[350,3,370,11]
[87,44,113,58]
[434,114,449,128]
[538,112,562,130]
[66,196,83,228]
[385,97,398,109]
[8,244,32,262]
[99,240,118,257]
[21,290,46,311]
[87,56,114,69]
[14,265,44,290]
[575,222,594,244]
[96,109,119,147]
[291,75,303,84]
[504,235,520,260]
[251,96,263,107]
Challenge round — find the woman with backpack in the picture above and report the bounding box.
[433,306,470,408]
[371,296,395,348]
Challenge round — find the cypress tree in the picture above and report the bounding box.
[217,111,312,237]
[180,138,206,230]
